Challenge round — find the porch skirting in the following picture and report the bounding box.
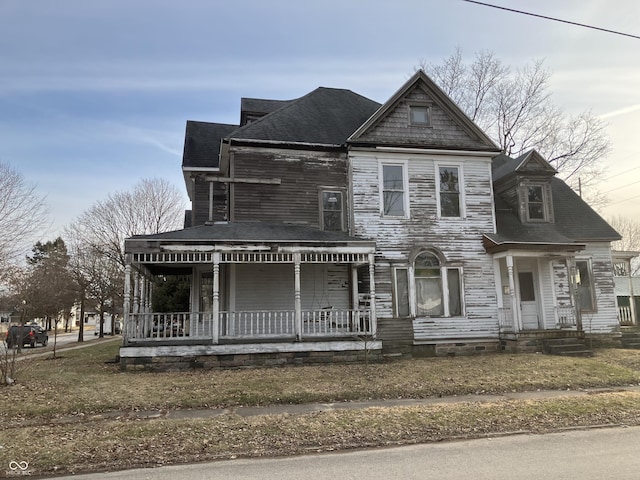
[119,340,382,371]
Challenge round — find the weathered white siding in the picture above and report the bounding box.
[580,242,619,334]
[350,150,498,341]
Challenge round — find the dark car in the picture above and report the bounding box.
[5,324,48,348]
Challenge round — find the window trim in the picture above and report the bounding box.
[522,182,553,223]
[393,250,465,318]
[379,160,410,218]
[435,163,465,219]
[319,188,346,232]
[408,103,432,127]
[575,258,596,313]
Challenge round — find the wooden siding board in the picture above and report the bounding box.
[231,147,348,227]
[581,243,619,334]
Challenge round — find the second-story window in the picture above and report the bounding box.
[321,190,344,231]
[381,163,407,217]
[438,166,462,217]
[527,185,545,220]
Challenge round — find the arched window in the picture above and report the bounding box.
[415,252,443,316]
[393,250,463,318]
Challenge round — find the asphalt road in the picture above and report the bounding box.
[44,425,640,480]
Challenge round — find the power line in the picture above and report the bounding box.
[461,0,640,40]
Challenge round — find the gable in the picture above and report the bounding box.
[348,70,499,152]
[514,150,557,177]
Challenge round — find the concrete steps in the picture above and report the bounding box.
[619,329,640,349]
[542,337,593,357]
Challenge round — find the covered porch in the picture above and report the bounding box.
[487,241,586,338]
[121,223,380,366]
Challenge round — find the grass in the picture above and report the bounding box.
[2,342,640,476]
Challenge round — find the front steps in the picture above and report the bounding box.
[542,337,593,357]
[619,327,640,349]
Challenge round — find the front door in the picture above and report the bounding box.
[518,271,540,329]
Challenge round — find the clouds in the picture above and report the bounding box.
[0,0,639,235]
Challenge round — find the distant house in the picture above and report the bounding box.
[120,71,621,370]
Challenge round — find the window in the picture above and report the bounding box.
[393,268,410,317]
[393,251,464,318]
[438,166,462,217]
[576,260,595,312]
[381,163,407,217]
[527,186,545,220]
[320,190,344,231]
[522,183,552,222]
[409,105,431,126]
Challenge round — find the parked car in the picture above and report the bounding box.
[5,324,48,348]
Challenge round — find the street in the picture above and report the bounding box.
[46,425,640,479]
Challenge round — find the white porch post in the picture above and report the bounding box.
[294,252,302,341]
[368,253,377,337]
[123,262,131,342]
[506,254,520,333]
[212,252,220,344]
[133,273,140,315]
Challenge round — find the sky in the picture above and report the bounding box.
[1,0,639,240]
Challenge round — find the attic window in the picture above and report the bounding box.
[409,105,431,126]
[525,185,550,221]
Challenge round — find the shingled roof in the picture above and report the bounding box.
[486,158,620,251]
[228,87,381,146]
[182,121,238,169]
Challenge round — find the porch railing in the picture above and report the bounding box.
[498,307,515,333]
[618,306,635,326]
[125,308,373,342]
[555,305,577,328]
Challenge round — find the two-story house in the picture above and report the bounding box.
[120,71,620,369]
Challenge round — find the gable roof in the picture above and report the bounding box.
[228,87,381,146]
[348,70,500,152]
[492,150,557,183]
[182,121,238,169]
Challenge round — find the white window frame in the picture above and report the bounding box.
[524,183,550,222]
[435,163,465,219]
[393,253,465,318]
[575,258,596,313]
[379,160,410,218]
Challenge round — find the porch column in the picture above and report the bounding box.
[368,253,377,337]
[629,262,637,325]
[123,263,131,343]
[506,255,520,333]
[212,252,220,344]
[133,273,140,314]
[294,252,302,341]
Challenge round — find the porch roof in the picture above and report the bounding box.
[125,221,375,251]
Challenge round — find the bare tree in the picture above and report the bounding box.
[71,178,185,268]
[0,161,49,280]
[608,215,640,275]
[420,49,611,205]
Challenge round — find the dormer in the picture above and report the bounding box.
[492,150,558,224]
